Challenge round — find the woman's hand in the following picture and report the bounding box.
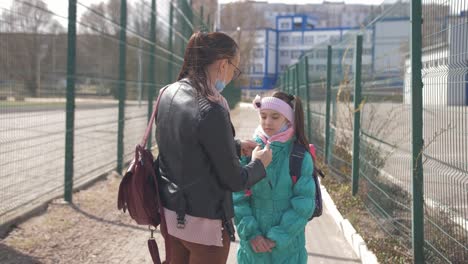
[252,143,272,168]
[250,235,276,253]
[240,140,258,157]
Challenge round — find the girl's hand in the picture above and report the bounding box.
[250,235,276,253]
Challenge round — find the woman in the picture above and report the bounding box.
[233,92,316,264]
[155,31,272,264]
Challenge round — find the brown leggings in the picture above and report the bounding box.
[167,229,231,264]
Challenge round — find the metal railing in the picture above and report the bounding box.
[279,0,467,262]
[0,0,218,229]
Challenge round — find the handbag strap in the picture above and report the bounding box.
[140,86,169,147]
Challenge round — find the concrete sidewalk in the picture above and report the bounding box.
[0,103,360,264]
[226,202,360,263]
[228,103,359,263]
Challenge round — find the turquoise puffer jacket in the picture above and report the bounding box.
[233,137,316,264]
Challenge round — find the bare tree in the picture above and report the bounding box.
[0,0,64,97]
[76,0,124,93]
[219,2,266,77]
[78,0,121,36]
[191,0,217,30]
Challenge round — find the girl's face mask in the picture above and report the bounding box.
[277,122,290,133]
[259,109,288,137]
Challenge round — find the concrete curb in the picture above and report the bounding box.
[320,183,379,264]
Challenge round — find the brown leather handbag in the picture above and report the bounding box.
[117,87,170,264]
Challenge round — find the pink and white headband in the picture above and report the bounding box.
[252,94,294,124]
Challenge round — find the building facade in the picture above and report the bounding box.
[220,1,374,31]
[235,15,410,93]
[404,15,468,106]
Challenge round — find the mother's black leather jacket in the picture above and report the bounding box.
[155,80,266,236]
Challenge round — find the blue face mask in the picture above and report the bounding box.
[215,66,228,93]
[277,123,289,134]
[215,79,226,93]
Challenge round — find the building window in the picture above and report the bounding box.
[280,50,289,57]
[329,36,340,43]
[280,64,288,71]
[252,79,263,86]
[317,35,328,42]
[293,22,302,30]
[254,63,263,72]
[304,36,314,45]
[280,36,289,44]
[254,48,264,58]
[363,48,372,55]
[292,36,302,45]
[362,65,372,73]
[291,50,302,59]
[280,22,290,30]
[317,50,328,58]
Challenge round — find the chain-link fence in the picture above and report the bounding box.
[279,0,467,262]
[0,0,228,231]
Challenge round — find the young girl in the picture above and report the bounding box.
[233,91,316,264]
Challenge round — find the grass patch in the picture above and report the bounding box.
[319,156,413,264]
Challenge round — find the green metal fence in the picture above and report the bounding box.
[0,0,216,229]
[279,0,467,262]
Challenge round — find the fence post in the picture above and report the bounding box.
[289,68,293,94]
[168,1,174,83]
[200,6,204,31]
[304,56,311,139]
[116,0,127,174]
[146,0,157,150]
[411,0,424,262]
[64,0,77,202]
[283,71,286,92]
[289,67,294,94]
[325,45,332,164]
[292,66,295,95]
[352,35,363,196]
[294,65,301,96]
[289,69,292,94]
[285,70,289,93]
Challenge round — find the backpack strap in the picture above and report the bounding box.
[289,142,307,184]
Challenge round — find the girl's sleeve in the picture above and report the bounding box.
[265,152,316,249]
[233,190,262,241]
[233,156,262,241]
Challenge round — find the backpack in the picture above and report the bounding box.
[244,141,325,221]
[289,142,325,220]
[117,87,170,264]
